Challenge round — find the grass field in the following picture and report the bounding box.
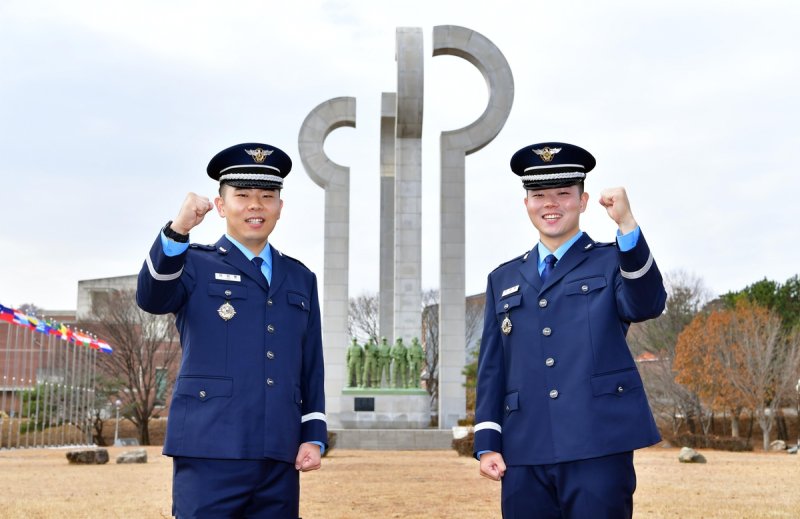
[0,445,797,518]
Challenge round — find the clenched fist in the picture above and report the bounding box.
[598,187,637,234]
[171,192,214,235]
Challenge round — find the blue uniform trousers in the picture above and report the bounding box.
[501,451,635,519]
[173,456,299,518]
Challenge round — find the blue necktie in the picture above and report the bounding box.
[541,254,557,284]
[252,257,269,289]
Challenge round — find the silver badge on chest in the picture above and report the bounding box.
[218,302,236,321]
[501,315,512,335]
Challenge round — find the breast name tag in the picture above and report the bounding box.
[501,285,520,298]
[218,302,236,321]
[215,273,241,282]
[501,315,512,335]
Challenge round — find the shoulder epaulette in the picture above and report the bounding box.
[491,251,528,273]
[189,243,216,251]
[592,241,616,248]
[280,251,310,270]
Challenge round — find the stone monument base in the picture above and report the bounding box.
[339,388,429,429]
[330,428,452,450]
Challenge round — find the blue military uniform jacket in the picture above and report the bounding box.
[137,233,327,465]
[473,232,666,465]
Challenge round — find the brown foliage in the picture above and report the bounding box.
[675,300,800,450]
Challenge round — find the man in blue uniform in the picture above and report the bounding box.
[474,142,666,518]
[137,142,326,518]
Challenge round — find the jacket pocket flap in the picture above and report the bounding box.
[565,276,607,296]
[504,391,519,414]
[207,283,248,299]
[496,294,522,314]
[288,292,310,311]
[176,376,233,401]
[590,368,642,397]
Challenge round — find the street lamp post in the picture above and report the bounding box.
[114,399,122,446]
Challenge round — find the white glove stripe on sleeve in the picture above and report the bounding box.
[301,412,327,423]
[145,255,184,281]
[474,421,502,434]
[620,252,654,280]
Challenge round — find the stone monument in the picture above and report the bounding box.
[298,96,356,428]
[299,26,513,437]
[433,25,514,428]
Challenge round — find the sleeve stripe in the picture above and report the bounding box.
[474,421,502,434]
[301,412,327,423]
[620,252,654,280]
[145,254,184,281]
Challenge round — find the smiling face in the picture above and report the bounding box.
[214,186,283,255]
[524,184,589,251]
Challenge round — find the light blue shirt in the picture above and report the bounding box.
[536,227,640,274]
[223,235,273,285]
[160,233,273,285]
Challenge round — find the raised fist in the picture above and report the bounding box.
[171,192,214,234]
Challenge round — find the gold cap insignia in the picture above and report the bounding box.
[245,148,273,164]
[533,147,562,163]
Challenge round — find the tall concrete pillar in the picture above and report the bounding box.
[379,92,396,343]
[393,27,424,344]
[433,25,514,428]
[298,96,357,428]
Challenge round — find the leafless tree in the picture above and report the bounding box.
[464,294,485,361]
[421,289,440,416]
[17,303,43,316]
[348,293,380,343]
[81,289,180,445]
[628,270,712,436]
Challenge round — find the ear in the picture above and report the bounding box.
[277,197,284,219]
[214,196,226,218]
[579,191,589,213]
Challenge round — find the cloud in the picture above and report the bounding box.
[1,0,798,309]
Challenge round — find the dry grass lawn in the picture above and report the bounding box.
[0,445,797,518]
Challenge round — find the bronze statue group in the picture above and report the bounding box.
[346,337,425,389]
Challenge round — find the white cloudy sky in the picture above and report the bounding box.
[1,0,798,311]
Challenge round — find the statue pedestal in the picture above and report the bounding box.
[339,388,430,429]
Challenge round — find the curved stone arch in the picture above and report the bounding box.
[433,25,514,429]
[298,96,356,428]
[433,25,514,154]
[299,97,357,189]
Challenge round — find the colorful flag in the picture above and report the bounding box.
[13,311,29,327]
[96,340,113,354]
[0,302,113,354]
[0,305,13,323]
